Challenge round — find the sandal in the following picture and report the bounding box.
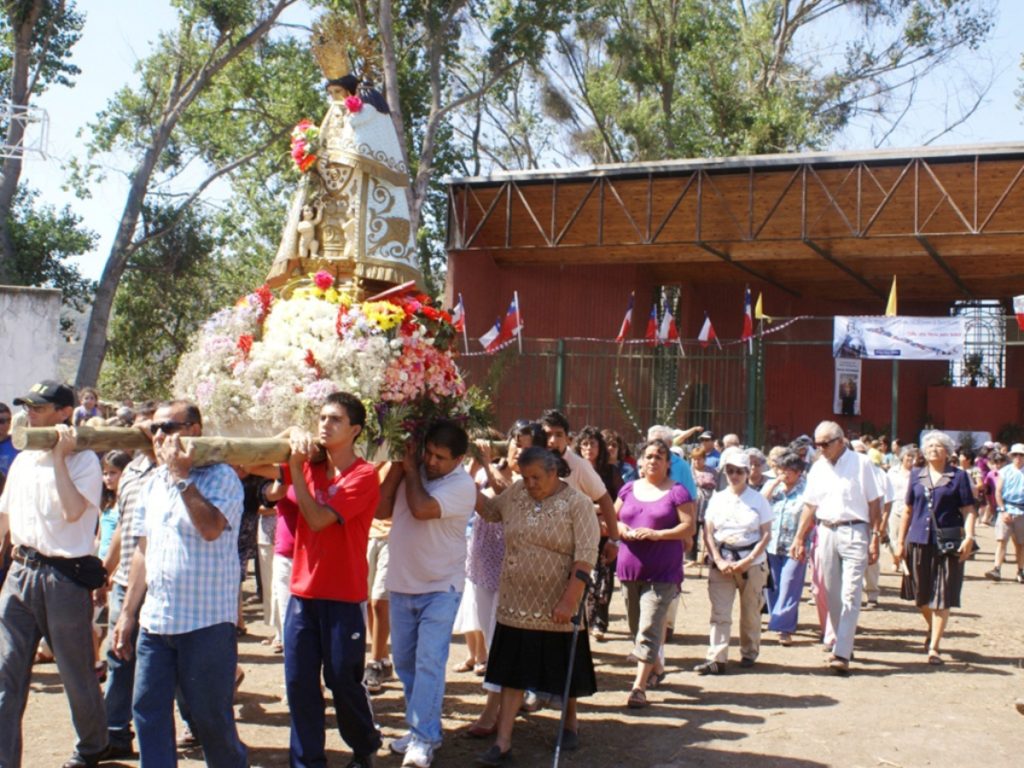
[473,662,487,676]
[627,688,649,708]
[646,669,666,688]
[927,650,944,666]
[453,659,475,673]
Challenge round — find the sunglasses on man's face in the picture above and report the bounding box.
[149,421,194,436]
[815,437,840,448]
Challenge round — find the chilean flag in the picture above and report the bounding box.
[1015,295,1024,331]
[658,303,680,346]
[741,286,754,351]
[479,294,523,352]
[615,293,634,343]
[644,303,658,346]
[698,313,721,349]
[451,293,466,333]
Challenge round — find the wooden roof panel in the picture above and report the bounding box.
[448,145,1024,302]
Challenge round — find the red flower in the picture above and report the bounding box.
[420,306,441,321]
[313,270,334,290]
[345,95,363,113]
[305,349,323,378]
[255,285,273,319]
[297,153,317,173]
[237,334,253,358]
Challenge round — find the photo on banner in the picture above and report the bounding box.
[832,316,965,360]
[834,358,862,416]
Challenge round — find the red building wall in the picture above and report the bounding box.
[448,251,1020,445]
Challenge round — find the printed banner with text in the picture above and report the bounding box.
[832,316,965,360]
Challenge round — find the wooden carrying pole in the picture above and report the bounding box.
[12,426,291,467]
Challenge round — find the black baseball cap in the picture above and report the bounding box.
[13,380,76,409]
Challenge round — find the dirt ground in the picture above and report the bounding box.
[21,521,1024,768]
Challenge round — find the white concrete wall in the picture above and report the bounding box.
[0,286,62,407]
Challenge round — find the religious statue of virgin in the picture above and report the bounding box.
[267,16,422,296]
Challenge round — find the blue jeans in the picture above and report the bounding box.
[104,582,138,749]
[389,589,462,745]
[284,597,381,767]
[765,552,808,634]
[133,623,246,768]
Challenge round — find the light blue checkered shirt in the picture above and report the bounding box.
[131,463,243,635]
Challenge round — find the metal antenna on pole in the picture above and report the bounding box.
[0,102,50,160]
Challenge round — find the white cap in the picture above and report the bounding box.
[721,447,750,470]
[1010,443,1024,456]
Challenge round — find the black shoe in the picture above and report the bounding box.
[61,749,108,768]
[693,660,726,675]
[739,656,756,668]
[101,741,135,760]
[344,754,375,768]
[476,744,512,766]
[1017,570,1024,584]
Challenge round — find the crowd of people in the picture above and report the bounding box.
[0,380,1022,768]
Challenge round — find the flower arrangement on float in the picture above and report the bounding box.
[290,119,320,173]
[172,270,489,451]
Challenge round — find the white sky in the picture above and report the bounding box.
[18,0,1024,281]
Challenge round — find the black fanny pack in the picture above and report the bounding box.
[717,543,756,565]
[41,553,108,590]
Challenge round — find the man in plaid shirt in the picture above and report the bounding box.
[112,401,246,767]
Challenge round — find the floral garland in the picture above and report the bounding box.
[290,119,320,173]
[173,271,489,451]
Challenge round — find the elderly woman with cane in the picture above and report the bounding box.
[896,430,977,665]
[473,447,600,766]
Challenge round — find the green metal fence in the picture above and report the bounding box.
[458,338,754,445]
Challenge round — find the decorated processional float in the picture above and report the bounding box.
[168,16,488,455]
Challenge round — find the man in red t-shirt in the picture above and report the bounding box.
[283,392,381,768]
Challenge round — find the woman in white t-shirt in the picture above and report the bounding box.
[695,448,774,675]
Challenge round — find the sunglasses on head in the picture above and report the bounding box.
[149,421,194,435]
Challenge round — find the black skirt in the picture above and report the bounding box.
[900,542,964,610]
[484,622,598,699]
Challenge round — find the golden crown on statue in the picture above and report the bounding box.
[310,12,382,83]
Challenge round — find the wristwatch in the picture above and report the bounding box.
[175,478,192,494]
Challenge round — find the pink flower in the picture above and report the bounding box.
[345,95,363,113]
[313,270,334,290]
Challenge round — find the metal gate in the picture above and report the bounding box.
[457,338,753,445]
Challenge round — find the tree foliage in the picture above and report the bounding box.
[99,204,265,400]
[5,186,94,336]
[0,0,86,295]
[457,0,995,167]
[73,0,302,387]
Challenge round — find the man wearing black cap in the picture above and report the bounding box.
[0,381,108,767]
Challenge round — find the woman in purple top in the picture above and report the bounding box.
[895,430,977,665]
[615,439,694,709]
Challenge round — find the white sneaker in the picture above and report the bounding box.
[389,732,413,755]
[401,739,434,767]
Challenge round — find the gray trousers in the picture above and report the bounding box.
[622,581,679,664]
[815,523,868,660]
[0,559,108,766]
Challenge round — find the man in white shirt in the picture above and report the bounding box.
[0,381,107,768]
[791,421,882,675]
[540,410,619,564]
[381,420,477,768]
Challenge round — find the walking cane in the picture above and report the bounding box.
[553,568,593,768]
